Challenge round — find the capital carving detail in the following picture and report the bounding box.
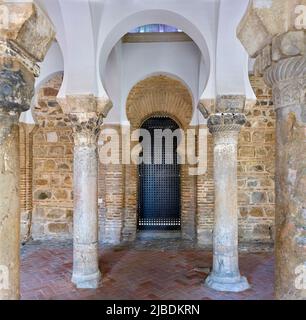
[264,56,306,111]
[0,58,35,114]
[58,95,113,146]
[207,113,246,134]
[69,113,104,147]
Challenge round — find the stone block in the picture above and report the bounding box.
[48,223,69,234]
[251,192,267,204]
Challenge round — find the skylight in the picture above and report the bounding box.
[130,24,182,33]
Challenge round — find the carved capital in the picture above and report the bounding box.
[207,113,246,134]
[0,2,55,114]
[58,95,113,146]
[264,56,306,111]
[0,57,35,113]
[69,113,104,147]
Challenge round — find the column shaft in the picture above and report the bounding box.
[212,130,240,278]
[265,57,306,300]
[205,113,250,292]
[0,113,20,300]
[66,110,105,289]
[72,142,101,288]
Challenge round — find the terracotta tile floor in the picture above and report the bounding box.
[20,240,274,300]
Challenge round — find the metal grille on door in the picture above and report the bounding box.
[138,117,181,230]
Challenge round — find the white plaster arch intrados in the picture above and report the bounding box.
[99,9,211,96]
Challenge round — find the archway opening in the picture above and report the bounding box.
[138,116,181,231]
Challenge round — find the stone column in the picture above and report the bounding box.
[0,3,54,299]
[205,112,250,292]
[59,96,112,289]
[71,114,102,288]
[237,1,306,299]
[0,111,22,300]
[264,56,306,300]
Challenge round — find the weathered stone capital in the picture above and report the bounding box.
[264,56,306,112]
[207,113,246,135]
[69,113,104,147]
[0,58,35,113]
[0,2,55,115]
[58,95,113,146]
[264,55,306,85]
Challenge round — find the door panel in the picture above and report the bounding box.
[138,117,181,230]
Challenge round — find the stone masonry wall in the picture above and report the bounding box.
[237,76,276,242]
[31,73,74,240]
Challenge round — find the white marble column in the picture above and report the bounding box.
[205,113,250,292]
[70,114,103,289]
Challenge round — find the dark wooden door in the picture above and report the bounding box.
[138,117,181,230]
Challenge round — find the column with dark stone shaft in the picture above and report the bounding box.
[70,112,103,289]
[237,1,306,299]
[205,113,250,292]
[0,111,23,300]
[0,3,54,299]
[264,56,306,300]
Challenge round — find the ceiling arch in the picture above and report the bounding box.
[98,9,211,99]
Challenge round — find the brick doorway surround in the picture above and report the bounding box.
[121,75,196,242]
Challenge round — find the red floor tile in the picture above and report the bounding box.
[20,241,274,300]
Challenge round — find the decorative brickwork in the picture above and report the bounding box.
[99,125,125,244]
[19,123,37,243]
[126,75,193,128]
[125,75,195,241]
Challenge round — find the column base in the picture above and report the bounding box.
[72,270,101,289]
[204,273,250,293]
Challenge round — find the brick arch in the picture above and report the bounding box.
[123,75,196,242]
[126,75,193,129]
